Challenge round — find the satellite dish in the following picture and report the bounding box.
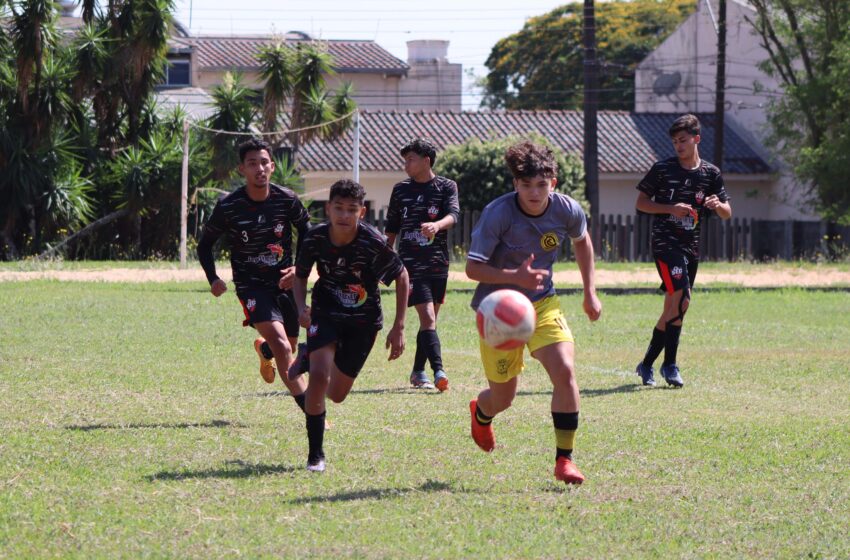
[653,71,682,96]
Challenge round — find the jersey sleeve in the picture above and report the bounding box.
[565,198,588,241]
[295,231,317,279]
[637,162,664,198]
[443,180,460,223]
[373,239,405,285]
[290,197,311,258]
[384,185,402,234]
[467,201,509,263]
[197,199,227,284]
[712,169,730,203]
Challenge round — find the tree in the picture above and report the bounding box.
[748,0,850,223]
[482,0,693,111]
[434,134,585,213]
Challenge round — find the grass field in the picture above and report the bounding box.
[1,281,848,558]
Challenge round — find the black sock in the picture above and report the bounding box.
[663,324,683,366]
[260,341,274,360]
[306,411,326,463]
[413,331,427,372]
[292,393,306,413]
[420,329,444,372]
[475,404,493,426]
[642,327,665,367]
[552,411,579,460]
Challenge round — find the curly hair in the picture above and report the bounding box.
[400,138,438,167]
[329,179,366,204]
[504,141,557,179]
[237,138,273,162]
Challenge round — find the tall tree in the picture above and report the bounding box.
[482,0,693,110]
[748,0,850,223]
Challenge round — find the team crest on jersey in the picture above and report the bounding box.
[540,232,559,252]
[684,179,692,187]
[695,190,705,205]
[308,324,318,337]
[337,257,346,267]
[671,266,684,280]
[416,195,424,203]
[427,205,439,219]
[246,298,256,311]
[274,223,285,237]
[257,214,266,224]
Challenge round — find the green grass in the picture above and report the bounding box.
[1,282,848,558]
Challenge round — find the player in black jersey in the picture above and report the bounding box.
[293,179,409,472]
[385,138,459,391]
[197,138,310,413]
[635,115,732,387]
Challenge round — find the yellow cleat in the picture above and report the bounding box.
[254,338,276,383]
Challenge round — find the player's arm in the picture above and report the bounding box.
[384,187,402,249]
[704,195,732,219]
[385,232,397,248]
[292,275,311,328]
[572,235,602,321]
[421,182,460,237]
[197,207,226,297]
[636,191,692,218]
[386,267,408,360]
[465,256,549,292]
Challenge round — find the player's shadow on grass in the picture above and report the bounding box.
[145,460,296,481]
[287,479,452,504]
[514,383,641,398]
[65,419,243,431]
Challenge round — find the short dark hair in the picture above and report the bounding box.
[400,138,437,167]
[238,138,272,162]
[669,114,700,137]
[329,179,366,205]
[504,141,557,179]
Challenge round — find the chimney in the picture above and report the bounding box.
[406,40,449,64]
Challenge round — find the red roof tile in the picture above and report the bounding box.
[184,36,408,74]
[296,110,771,175]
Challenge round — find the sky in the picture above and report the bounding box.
[171,0,569,110]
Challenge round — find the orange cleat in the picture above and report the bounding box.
[469,399,495,452]
[434,370,449,392]
[554,457,585,485]
[254,338,276,384]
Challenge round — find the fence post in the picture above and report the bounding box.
[783,219,793,260]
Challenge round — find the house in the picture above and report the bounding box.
[294,109,773,221]
[157,29,462,112]
[634,0,813,221]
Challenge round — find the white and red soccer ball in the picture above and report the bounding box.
[476,289,537,350]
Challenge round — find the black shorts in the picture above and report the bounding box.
[407,277,447,307]
[654,253,698,294]
[237,289,300,338]
[305,317,378,379]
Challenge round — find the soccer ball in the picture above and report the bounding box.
[476,289,537,350]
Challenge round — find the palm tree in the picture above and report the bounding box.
[288,42,334,153]
[258,41,294,137]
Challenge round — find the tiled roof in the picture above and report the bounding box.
[184,37,408,75]
[296,110,772,175]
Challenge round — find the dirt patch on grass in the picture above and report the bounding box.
[2,266,848,287]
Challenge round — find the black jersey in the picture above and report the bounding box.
[295,221,405,330]
[637,157,729,259]
[198,183,310,292]
[385,176,460,279]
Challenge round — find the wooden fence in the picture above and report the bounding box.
[363,208,849,262]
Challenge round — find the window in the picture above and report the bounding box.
[162,59,190,86]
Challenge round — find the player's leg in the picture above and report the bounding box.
[469,338,523,452]
[325,326,376,404]
[532,341,584,484]
[254,321,305,395]
[303,342,334,472]
[658,287,688,387]
[425,278,449,391]
[408,278,435,389]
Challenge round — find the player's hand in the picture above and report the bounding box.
[210,279,227,297]
[278,267,296,290]
[583,292,602,322]
[420,222,439,238]
[515,254,550,291]
[298,306,312,329]
[704,195,721,210]
[670,203,693,218]
[385,324,405,360]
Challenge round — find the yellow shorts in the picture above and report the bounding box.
[479,295,574,383]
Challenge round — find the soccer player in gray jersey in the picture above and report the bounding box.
[466,141,602,485]
[635,114,731,388]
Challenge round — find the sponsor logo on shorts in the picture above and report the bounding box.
[671,266,684,280]
[496,359,509,376]
[246,298,257,311]
[274,223,285,237]
[540,232,559,251]
[308,324,318,336]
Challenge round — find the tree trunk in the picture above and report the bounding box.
[38,208,131,259]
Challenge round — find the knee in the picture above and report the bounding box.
[267,336,292,359]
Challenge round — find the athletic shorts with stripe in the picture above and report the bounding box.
[238,289,300,338]
[479,295,574,383]
[654,252,699,294]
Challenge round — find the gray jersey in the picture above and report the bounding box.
[468,192,587,309]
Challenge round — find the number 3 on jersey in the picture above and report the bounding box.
[241,230,249,242]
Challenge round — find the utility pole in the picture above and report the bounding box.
[713,0,726,170]
[583,0,600,228]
